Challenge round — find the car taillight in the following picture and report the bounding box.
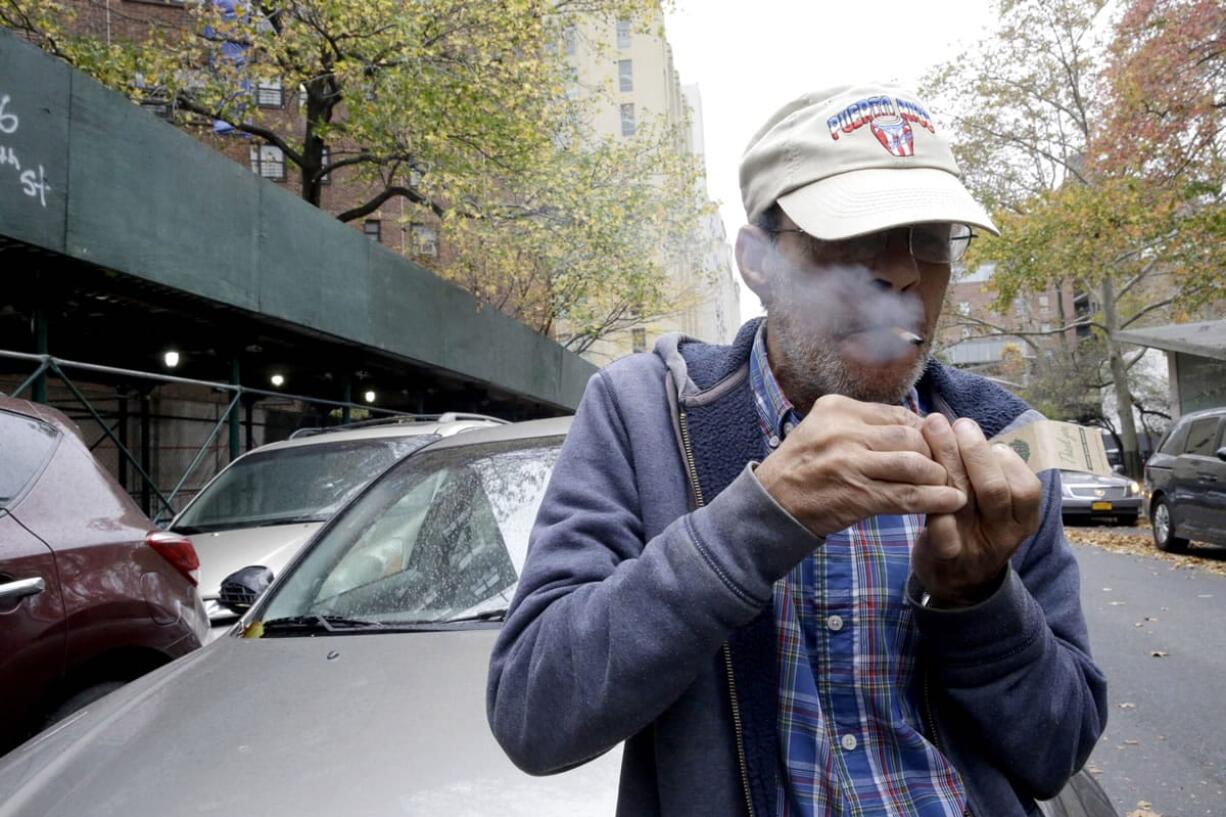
[146,531,201,586]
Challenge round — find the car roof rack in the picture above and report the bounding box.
[288,412,508,439]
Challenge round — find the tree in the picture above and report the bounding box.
[1,0,706,350]
[924,0,1223,476]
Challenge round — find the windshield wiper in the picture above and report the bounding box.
[441,608,508,624]
[259,614,387,636]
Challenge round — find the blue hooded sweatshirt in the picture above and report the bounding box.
[488,318,1107,817]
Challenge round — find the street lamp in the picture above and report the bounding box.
[163,350,180,369]
[364,390,376,403]
[270,373,285,387]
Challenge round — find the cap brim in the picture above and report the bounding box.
[777,167,999,241]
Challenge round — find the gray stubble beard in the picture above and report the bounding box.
[768,309,932,411]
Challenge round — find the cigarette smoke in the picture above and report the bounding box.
[765,256,931,408]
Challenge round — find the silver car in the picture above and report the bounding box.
[0,417,624,816]
[169,414,503,633]
[1058,469,1143,526]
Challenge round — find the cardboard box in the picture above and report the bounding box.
[989,420,1113,476]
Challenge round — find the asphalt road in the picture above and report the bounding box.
[1073,539,1226,816]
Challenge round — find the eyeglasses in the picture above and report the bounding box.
[766,223,976,265]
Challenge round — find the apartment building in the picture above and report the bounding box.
[940,263,1077,375]
[49,0,438,262]
[562,14,740,365]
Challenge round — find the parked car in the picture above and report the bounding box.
[0,416,625,814]
[0,396,206,754]
[0,415,1112,817]
[168,413,503,632]
[1059,469,1142,526]
[1144,407,1226,552]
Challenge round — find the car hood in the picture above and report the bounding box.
[186,523,321,604]
[1060,470,1130,487]
[0,629,621,817]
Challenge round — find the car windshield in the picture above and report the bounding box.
[254,435,562,631]
[173,436,433,533]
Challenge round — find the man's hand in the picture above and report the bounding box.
[754,394,967,539]
[913,414,1043,607]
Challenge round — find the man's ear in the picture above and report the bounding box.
[735,225,773,307]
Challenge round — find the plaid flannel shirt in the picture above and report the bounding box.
[749,324,967,817]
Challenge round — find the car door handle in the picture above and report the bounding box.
[0,577,46,602]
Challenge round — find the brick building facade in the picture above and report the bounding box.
[57,0,447,267]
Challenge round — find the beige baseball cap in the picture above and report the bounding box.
[740,85,998,240]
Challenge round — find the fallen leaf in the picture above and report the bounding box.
[1119,702,1137,709]
[1066,530,1226,578]
[1109,600,1126,606]
[1151,650,1169,657]
[1123,739,1141,745]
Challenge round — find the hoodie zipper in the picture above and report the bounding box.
[922,664,974,817]
[678,409,756,817]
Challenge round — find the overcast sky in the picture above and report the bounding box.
[663,0,996,321]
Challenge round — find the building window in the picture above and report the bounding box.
[618,59,633,92]
[1013,298,1025,317]
[255,78,284,108]
[1039,293,1051,315]
[411,223,438,258]
[363,219,381,243]
[298,83,308,108]
[1040,322,1052,333]
[957,300,971,316]
[563,25,577,55]
[616,18,632,50]
[632,328,646,353]
[961,327,973,339]
[620,103,636,137]
[249,144,286,180]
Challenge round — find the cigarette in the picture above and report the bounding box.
[894,328,924,346]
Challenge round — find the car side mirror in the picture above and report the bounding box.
[218,566,274,614]
[1217,446,1226,463]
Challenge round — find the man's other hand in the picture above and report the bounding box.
[913,414,1043,607]
[754,394,967,539]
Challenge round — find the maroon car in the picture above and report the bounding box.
[0,396,206,753]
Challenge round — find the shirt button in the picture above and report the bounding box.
[768,435,780,449]
[841,734,858,751]
[783,422,796,436]
[826,615,844,632]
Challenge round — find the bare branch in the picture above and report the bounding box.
[335,186,446,223]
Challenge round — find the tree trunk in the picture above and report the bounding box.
[1101,276,1142,477]
[300,80,329,207]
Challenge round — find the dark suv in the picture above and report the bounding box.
[1144,407,1226,552]
[0,396,207,753]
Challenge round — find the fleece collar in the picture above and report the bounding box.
[654,317,1032,437]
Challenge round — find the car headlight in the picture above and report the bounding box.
[1128,480,1141,496]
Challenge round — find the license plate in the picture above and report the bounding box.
[1091,501,1113,511]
